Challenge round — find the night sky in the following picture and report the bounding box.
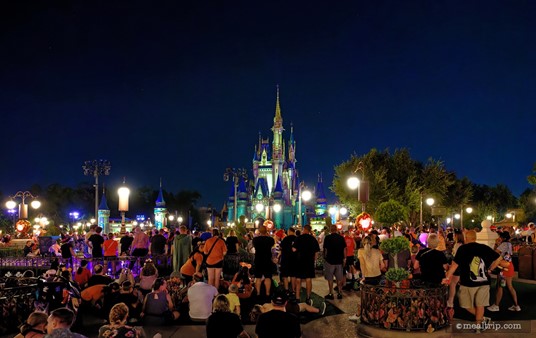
[1,1,535,209]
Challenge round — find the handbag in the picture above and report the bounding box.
[201,237,221,271]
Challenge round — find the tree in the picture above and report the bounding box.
[375,199,409,226]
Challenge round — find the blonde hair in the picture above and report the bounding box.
[427,234,439,249]
[212,294,231,313]
[362,236,372,255]
[109,302,129,325]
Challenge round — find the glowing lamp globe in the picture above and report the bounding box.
[301,190,312,202]
[31,200,41,209]
[255,203,264,213]
[6,200,16,210]
[118,186,130,212]
[273,204,282,213]
[347,177,360,190]
[339,207,348,216]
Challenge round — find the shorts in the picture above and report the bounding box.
[324,262,344,281]
[344,256,355,272]
[458,285,490,308]
[104,256,117,261]
[502,262,515,278]
[206,261,223,268]
[296,260,316,279]
[254,262,274,278]
[280,258,298,277]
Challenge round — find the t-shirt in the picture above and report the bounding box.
[187,282,219,320]
[225,292,240,313]
[206,312,244,338]
[454,242,500,287]
[89,234,104,257]
[253,235,275,265]
[98,324,140,338]
[60,241,73,258]
[388,249,411,269]
[74,268,91,287]
[357,248,383,278]
[150,234,167,255]
[293,233,320,264]
[204,237,227,265]
[323,233,346,265]
[225,236,239,254]
[103,239,118,257]
[344,235,356,257]
[256,310,301,338]
[415,248,447,285]
[180,252,204,277]
[120,236,134,254]
[280,235,297,264]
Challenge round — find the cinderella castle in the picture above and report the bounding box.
[225,87,328,230]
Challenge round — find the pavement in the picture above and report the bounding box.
[3,274,534,338]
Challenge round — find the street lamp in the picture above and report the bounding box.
[5,191,41,220]
[506,212,516,223]
[297,183,312,227]
[118,180,130,234]
[223,167,248,222]
[178,216,183,225]
[83,159,111,219]
[347,161,368,213]
[460,206,473,229]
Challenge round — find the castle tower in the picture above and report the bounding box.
[98,190,110,234]
[315,174,327,216]
[154,180,167,230]
[271,85,285,189]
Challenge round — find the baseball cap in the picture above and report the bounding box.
[272,288,288,306]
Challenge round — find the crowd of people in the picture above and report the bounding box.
[12,220,534,337]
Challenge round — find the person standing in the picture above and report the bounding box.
[129,226,150,270]
[292,224,320,304]
[252,225,276,303]
[226,230,240,255]
[343,230,357,290]
[60,235,76,269]
[204,229,227,291]
[414,233,448,285]
[323,225,346,300]
[119,232,133,256]
[443,230,508,332]
[150,229,167,256]
[103,233,118,277]
[88,227,104,261]
[279,227,298,292]
[172,226,192,277]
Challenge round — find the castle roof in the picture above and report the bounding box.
[315,174,327,204]
[98,192,109,211]
[254,177,269,198]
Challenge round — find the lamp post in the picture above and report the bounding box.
[5,191,41,236]
[223,167,248,222]
[460,206,473,229]
[297,182,312,227]
[83,159,111,219]
[117,179,130,234]
[347,161,368,213]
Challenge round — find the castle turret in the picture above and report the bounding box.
[154,180,167,230]
[271,85,285,188]
[315,174,327,216]
[98,190,110,234]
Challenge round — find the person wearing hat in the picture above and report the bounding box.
[255,288,301,338]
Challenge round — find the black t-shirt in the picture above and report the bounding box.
[120,236,134,254]
[23,245,32,256]
[89,234,104,257]
[454,242,500,287]
[226,236,239,254]
[280,235,297,263]
[150,234,167,255]
[253,235,275,264]
[256,310,301,338]
[323,233,347,265]
[416,248,447,285]
[192,237,202,249]
[293,233,320,263]
[87,274,113,287]
[60,241,73,258]
[206,311,244,338]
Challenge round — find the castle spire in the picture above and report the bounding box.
[274,84,282,123]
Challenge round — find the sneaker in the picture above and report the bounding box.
[337,293,343,299]
[508,305,521,312]
[325,294,334,300]
[487,304,500,312]
[320,302,327,315]
[348,314,360,321]
[306,298,314,306]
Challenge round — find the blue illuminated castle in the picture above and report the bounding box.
[226,87,313,229]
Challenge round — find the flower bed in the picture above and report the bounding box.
[360,280,449,332]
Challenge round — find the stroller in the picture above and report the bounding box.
[35,271,81,321]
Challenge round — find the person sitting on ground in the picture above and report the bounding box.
[251,290,325,319]
[141,277,180,324]
[255,288,301,338]
[117,267,136,287]
[45,307,87,338]
[24,240,40,257]
[87,264,113,287]
[98,302,146,338]
[186,273,219,321]
[225,284,241,316]
[102,282,121,317]
[180,242,205,285]
[206,295,250,338]
[74,260,91,289]
[15,311,48,338]
[139,259,159,295]
[116,281,143,321]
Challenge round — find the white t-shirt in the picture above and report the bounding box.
[187,282,218,320]
[357,248,383,278]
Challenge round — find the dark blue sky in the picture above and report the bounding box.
[1,1,535,209]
